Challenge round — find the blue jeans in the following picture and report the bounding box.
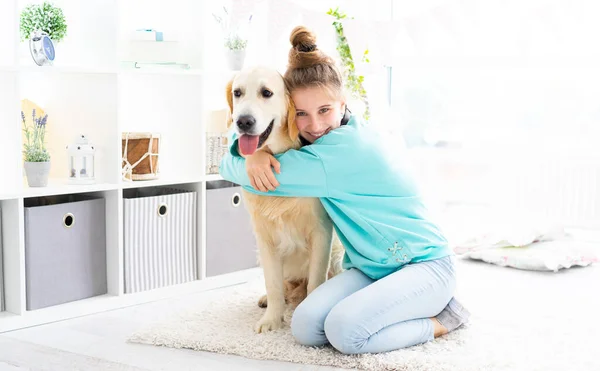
[290,255,456,354]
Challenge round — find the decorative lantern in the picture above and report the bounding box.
[66,134,96,184]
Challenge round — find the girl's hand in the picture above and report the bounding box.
[246,151,281,192]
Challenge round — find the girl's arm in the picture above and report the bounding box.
[219,140,329,197]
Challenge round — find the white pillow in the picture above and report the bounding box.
[461,239,598,272]
[452,223,567,254]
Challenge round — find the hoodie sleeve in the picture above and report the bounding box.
[219,138,329,198]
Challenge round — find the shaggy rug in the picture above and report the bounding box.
[128,278,597,371]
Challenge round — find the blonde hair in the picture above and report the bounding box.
[284,26,345,101]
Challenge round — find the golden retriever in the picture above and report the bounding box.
[225,66,344,333]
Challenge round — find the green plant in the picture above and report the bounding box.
[213,6,251,51]
[21,109,51,162]
[327,7,370,121]
[224,34,248,51]
[20,1,67,42]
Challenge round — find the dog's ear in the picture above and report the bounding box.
[225,77,234,129]
[286,93,299,141]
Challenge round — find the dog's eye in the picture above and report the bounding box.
[233,89,242,98]
[261,89,273,98]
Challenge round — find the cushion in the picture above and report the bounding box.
[438,204,599,271]
[460,238,599,272]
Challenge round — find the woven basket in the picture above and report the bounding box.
[122,132,161,181]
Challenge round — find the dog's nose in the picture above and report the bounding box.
[236,115,256,131]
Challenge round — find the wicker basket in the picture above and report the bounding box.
[122,132,160,181]
[206,132,229,175]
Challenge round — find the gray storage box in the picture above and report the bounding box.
[206,180,258,277]
[24,196,107,311]
[123,187,198,293]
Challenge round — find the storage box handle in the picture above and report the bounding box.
[63,213,75,228]
[231,192,241,207]
[157,203,168,217]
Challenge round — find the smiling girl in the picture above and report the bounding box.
[220,26,470,355]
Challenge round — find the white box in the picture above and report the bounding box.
[24,196,108,311]
[125,41,181,63]
[205,181,258,277]
[123,187,198,293]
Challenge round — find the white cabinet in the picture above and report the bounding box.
[0,0,258,332]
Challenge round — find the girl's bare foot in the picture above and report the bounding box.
[432,297,471,338]
[431,318,449,338]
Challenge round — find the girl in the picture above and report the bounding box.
[220,26,470,355]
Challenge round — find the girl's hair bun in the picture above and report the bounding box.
[285,25,344,101]
[290,26,317,53]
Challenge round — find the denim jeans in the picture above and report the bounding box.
[290,255,456,354]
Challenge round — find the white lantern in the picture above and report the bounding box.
[66,134,96,184]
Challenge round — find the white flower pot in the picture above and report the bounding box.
[225,49,246,71]
[24,161,51,187]
[20,37,60,67]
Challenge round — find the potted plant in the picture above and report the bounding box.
[224,34,248,70]
[22,109,51,187]
[20,1,67,65]
[213,6,252,71]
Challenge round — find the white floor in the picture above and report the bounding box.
[0,258,598,371]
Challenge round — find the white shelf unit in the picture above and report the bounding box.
[0,0,251,333]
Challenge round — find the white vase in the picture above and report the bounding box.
[24,161,51,187]
[21,35,60,67]
[225,49,246,71]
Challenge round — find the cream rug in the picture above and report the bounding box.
[128,278,597,371]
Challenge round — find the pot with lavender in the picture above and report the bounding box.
[22,109,51,187]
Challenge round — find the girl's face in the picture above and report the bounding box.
[292,86,345,143]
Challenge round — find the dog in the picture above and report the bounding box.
[225,66,344,333]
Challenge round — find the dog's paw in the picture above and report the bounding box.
[257,295,268,308]
[254,313,283,333]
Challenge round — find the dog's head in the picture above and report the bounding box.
[225,66,298,155]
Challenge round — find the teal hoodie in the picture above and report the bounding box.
[219,115,452,280]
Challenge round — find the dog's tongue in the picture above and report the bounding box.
[239,135,260,156]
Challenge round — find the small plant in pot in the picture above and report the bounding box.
[20,1,67,65]
[224,34,248,70]
[22,109,51,187]
[213,6,251,71]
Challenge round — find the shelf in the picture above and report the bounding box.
[18,65,118,75]
[204,174,224,182]
[120,175,205,189]
[17,66,212,77]
[2,176,228,199]
[0,189,21,201]
[22,179,120,198]
[0,267,262,333]
[0,0,260,334]
[0,66,18,73]
[18,72,120,184]
[119,67,205,76]
[8,65,228,77]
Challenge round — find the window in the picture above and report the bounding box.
[387,0,600,151]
